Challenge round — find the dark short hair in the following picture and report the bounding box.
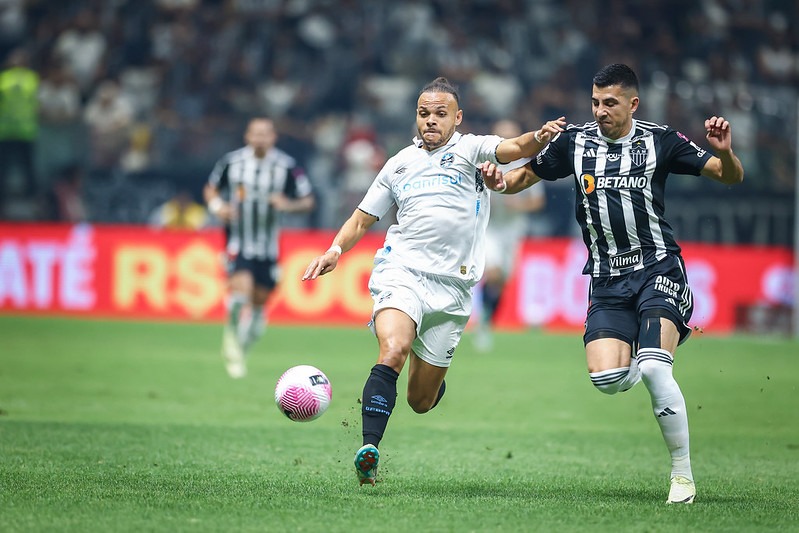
[419,77,460,106]
[593,64,639,91]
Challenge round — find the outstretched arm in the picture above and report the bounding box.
[700,116,744,185]
[302,208,378,280]
[495,117,566,163]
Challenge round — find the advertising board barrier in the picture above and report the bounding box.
[0,224,793,334]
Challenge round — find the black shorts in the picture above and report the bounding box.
[583,254,694,347]
[228,255,278,290]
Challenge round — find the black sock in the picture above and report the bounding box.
[432,379,446,409]
[361,364,398,447]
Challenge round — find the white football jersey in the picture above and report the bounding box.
[358,131,504,285]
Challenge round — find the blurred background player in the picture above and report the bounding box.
[474,118,548,352]
[481,64,744,504]
[302,77,564,486]
[205,117,315,378]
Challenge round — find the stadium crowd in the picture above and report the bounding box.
[0,0,796,240]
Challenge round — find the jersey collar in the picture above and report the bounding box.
[601,119,637,144]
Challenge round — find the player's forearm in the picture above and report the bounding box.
[503,165,541,194]
[285,195,316,213]
[330,209,376,254]
[497,131,547,163]
[716,150,744,185]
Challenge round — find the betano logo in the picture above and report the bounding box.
[581,174,595,194]
[581,174,649,194]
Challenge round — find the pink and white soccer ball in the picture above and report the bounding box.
[274,365,332,422]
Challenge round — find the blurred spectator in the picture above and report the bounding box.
[0,0,793,246]
[0,0,26,60]
[53,10,107,95]
[45,163,88,223]
[83,80,134,171]
[148,188,208,230]
[38,62,80,125]
[337,122,386,225]
[0,47,39,212]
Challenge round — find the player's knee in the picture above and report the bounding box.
[377,340,412,371]
[591,380,622,395]
[407,393,434,414]
[589,367,632,395]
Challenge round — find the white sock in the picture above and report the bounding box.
[589,358,641,395]
[242,304,266,351]
[638,348,693,480]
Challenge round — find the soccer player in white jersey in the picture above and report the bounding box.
[205,118,315,378]
[302,77,565,486]
[480,64,744,504]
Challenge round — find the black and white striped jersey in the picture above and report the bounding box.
[208,145,313,260]
[531,119,713,278]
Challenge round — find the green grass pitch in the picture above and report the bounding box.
[1,315,798,532]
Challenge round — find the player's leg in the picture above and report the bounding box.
[356,307,417,485]
[637,255,696,503]
[222,266,254,378]
[637,312,694,503]
[584,291,641,395]
[406,353,448,414]
[240,285,270,352]
[406,272,471,413]
[239,259,277,353]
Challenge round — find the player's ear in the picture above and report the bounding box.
[455,109,463,126]
[630,96,640,114]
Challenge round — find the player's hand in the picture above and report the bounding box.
[479,161,505,192]
[535,116,567,144]
[302,250,340,280]
[214,202,236,222]
[704,116,732,152]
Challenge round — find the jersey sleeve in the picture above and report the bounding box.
[529,131,573,181]
[663,129,714,175]
[464,134,503,165]
[208,154,230,193]
[357,162,395,220]
[282,165,314,199]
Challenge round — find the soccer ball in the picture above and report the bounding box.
[274,365,332,422]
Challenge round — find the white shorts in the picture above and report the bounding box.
[368,262,472,368]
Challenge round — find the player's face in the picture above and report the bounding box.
[591,84,639,140]
[416,92,463,151]
[245,119,277,155]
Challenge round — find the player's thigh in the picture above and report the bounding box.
[252,286,273,306]
[584,305,637,372]
[228,268,254,293]
[586,337,633,373]
[638,255,694,348]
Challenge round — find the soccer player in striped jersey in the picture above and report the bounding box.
[205,118,315,378]
[302,77,564,486]
[481,64,743,504]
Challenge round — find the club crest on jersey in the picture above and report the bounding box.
[630,144,648,166]
[440,153,455,168]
